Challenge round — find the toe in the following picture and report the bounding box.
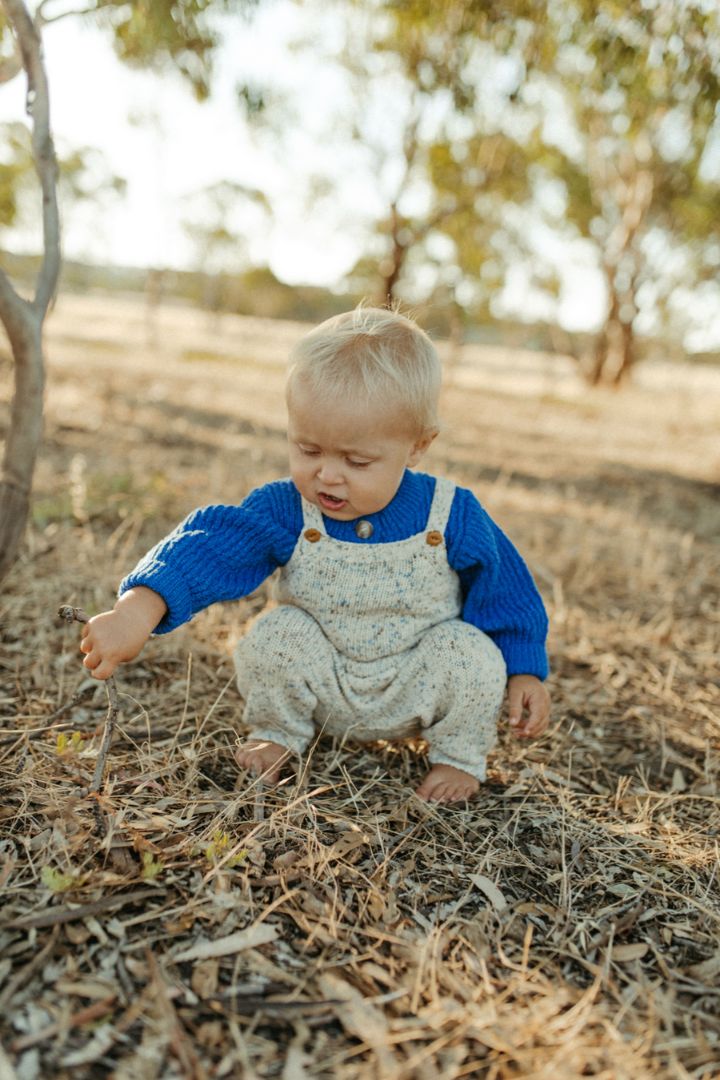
[429,782,452,803]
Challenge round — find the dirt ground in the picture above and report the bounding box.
[1,292,719,1079]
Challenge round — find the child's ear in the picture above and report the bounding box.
[407,428,439,467]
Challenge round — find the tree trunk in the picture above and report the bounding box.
[0,308,43,581]
[378,203,408,306]
[589,269,636,387]
[591,318,635,387]
[611,316,635,386]
[0,0,60,584]
[381,254,403,305]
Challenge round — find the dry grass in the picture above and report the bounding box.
[1,294,719,1079]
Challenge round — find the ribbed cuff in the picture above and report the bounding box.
[497,640,549,680]
[119,568,192,635]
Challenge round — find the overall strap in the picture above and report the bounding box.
[301,497,325,533]
[425,477,456,536]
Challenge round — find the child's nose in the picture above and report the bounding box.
[317,460,342,484]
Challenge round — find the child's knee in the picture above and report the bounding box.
[425,621,506,702]
[427,620,504,669]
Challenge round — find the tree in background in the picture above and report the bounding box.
[524,0,720,384]
[366,1,536,323]
[373,0,720,384]
[23,0,256,100]
[279,0,534,343]
[1,121,126,245]
[0,0,258,583]
[182,178,269,322]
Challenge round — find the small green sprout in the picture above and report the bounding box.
[140,850,164,881]
[203,830,248,867]
[41,866,82,893]
[56,730,85,754]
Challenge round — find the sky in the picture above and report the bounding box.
[1,4,718,346]
[1,2,373,283]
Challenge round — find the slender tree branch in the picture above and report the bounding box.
[35,0,99,24]
[2,0,61,317]
[4,888,161,931]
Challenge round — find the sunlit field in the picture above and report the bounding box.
[1,293,719,1078]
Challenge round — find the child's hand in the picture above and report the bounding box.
[79,587,167,680]
[506,674,550,738]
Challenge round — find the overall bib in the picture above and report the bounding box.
[234,478,506,780]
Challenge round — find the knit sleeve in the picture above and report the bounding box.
[446,488,549,679]
[119,481,301,634]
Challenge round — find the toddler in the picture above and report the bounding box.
[80,307,550,803]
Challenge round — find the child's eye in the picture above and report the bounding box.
[298,446,320,456]
[347,459,371,468]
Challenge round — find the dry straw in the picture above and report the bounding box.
[0,295,719,1078]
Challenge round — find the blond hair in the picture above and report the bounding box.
[287,306,441,435]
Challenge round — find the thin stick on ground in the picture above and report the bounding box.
[57,604,119,795]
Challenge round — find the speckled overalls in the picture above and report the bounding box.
[234,478,507,780]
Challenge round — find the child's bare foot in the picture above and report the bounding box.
[415,764,480,804]
[235,739,290,783]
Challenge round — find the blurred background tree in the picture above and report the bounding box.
[521,0,720,384]
[364,0,720,384]
[182,178,269,321]
[282,1,536,338]
[0,120,125,237]
[34,0,259,100]
[274,0,718,380]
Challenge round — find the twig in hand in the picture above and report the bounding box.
[89,676,119,795]
[57,605,119,796]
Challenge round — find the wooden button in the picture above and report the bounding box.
[355,519,373,539]
[426,530,443,546]
[304,528,322,543]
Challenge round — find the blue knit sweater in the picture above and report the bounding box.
[120,470,549,679]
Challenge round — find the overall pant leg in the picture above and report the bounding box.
[412,620,507,781]
[234,605,335,754]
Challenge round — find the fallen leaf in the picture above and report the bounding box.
[282,1039,312,1080]
[172,923,278,962]
[671,767,687,792]
[688,952,720,981]
[611,942,649,962]
[318,972,397,1074]
[59,1024,115,1067]
[469,873,508,912]
[55,977,118,1000]
[190,958,219,999]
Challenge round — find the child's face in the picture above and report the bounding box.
[287,381,436,520]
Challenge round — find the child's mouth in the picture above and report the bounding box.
[318,492,347,511]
